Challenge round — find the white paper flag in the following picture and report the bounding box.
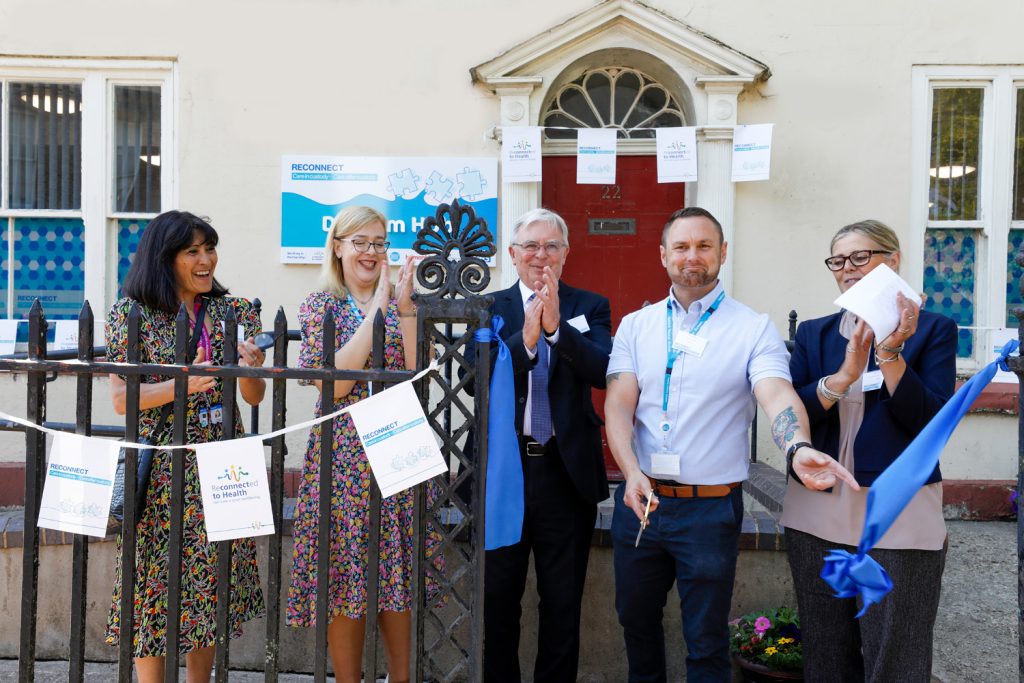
[347,381,447,498]
[501,126,543,183]
[38,433,120,538]
[731,123,774,182]
[833,264,920,343]
[576,128,617,184]
[53,320,79,351]
[0,320,20,356]
[656,127,698,183]
[195,437,275,541]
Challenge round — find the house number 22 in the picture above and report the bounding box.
[601,185,621,200]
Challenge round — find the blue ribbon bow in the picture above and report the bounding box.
[474,316,525,550]
[821,338,1020,616]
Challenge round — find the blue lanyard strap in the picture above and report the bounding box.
[662,290,725,413]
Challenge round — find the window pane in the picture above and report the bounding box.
[8,83,82,210]
[11,217,85,319]
[923,228,976,357]
[1008,229,1024,327]
[928,88,982,222]
[117,218,148,294]
[1014,88,1024,221]
[114,85,161,213]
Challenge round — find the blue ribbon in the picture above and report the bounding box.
[474,316,525,550]
[821,338,1020,616]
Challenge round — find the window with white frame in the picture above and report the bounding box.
[913,66,1024,366]
[0,58,174,327]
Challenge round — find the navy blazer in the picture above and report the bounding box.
[789,309,958,486]
[489,281,613,504]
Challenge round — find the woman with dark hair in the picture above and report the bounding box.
[783,219,957,682]
[104,210,267,683]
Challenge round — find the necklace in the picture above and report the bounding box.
[349,292,372,306]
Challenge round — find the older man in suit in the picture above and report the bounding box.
[483,207,612,683]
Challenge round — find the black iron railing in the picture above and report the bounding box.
[8,199,496,682]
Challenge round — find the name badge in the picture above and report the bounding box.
[672,331,708,357]
[568,314,590,333]
[199,407,210,428]
[210,403,224,425]
[862,369,884,392]
[650,450,681,478]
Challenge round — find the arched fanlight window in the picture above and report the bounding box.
[542,67,686,139]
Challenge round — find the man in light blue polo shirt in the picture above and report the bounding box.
[604,206,857,682]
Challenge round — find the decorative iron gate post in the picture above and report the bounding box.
[410,199,496,682]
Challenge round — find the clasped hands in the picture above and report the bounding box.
[185,338,267,395]
[523,266,560,352]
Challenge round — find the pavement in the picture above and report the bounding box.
[0,520,1016,682]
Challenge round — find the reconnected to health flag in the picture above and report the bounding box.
[656,127,698,183]
[474,316,524,550]
[38,433,120,538]
[501,126,543,183]
[195,437,275,542]
[821,338,1021,616]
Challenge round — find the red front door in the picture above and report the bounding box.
[542,155,685,479]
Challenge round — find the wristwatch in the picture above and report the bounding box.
[785,441,813,471]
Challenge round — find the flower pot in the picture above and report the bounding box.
[732,654,804,682]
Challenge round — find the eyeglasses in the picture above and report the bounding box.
[334,237,390,254]
[512,241,566,256]
[823,249,892,271]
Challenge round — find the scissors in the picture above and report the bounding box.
[634,492,654,547]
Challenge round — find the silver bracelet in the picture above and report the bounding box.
[817,375,849,402]
[874,351,901,365]
[877,341,905,354]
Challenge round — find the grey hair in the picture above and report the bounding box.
[511,208,569,243]
[830,219,901,254]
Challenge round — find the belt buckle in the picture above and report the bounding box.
[526,441,545,457]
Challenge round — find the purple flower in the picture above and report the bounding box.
[754,616,772,633]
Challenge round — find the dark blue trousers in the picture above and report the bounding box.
[611,483,742,683]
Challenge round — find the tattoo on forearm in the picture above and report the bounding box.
[607,372,621,384]
[771,407,799,450]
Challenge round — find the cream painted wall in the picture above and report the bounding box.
[0,0,1020,470]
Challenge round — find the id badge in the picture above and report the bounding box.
[210,403,224,424]
[199,407,210,428]
[862,369,884,392]
[673,331,708,357]
[650,450,681,478]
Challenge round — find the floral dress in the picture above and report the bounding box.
[104,296,266,657]
[287,290,441,626]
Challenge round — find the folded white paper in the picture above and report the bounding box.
[833,264,920,343]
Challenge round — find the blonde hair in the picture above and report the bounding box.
[830,219,901,254]
[318,206,388,297]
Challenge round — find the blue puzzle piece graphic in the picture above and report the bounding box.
[424,171,454,202]
[387,168,421,197]
[457,167,487,200]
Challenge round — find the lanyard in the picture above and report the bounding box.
[662,290,725,414]
[192,299,212,360]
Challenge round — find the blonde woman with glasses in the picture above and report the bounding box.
[782,219,958,682]
[286,205,435,683]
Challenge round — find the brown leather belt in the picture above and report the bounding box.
[648,477,741,499]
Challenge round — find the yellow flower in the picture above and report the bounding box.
[777,637,793,645]
[764,647,778,655]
